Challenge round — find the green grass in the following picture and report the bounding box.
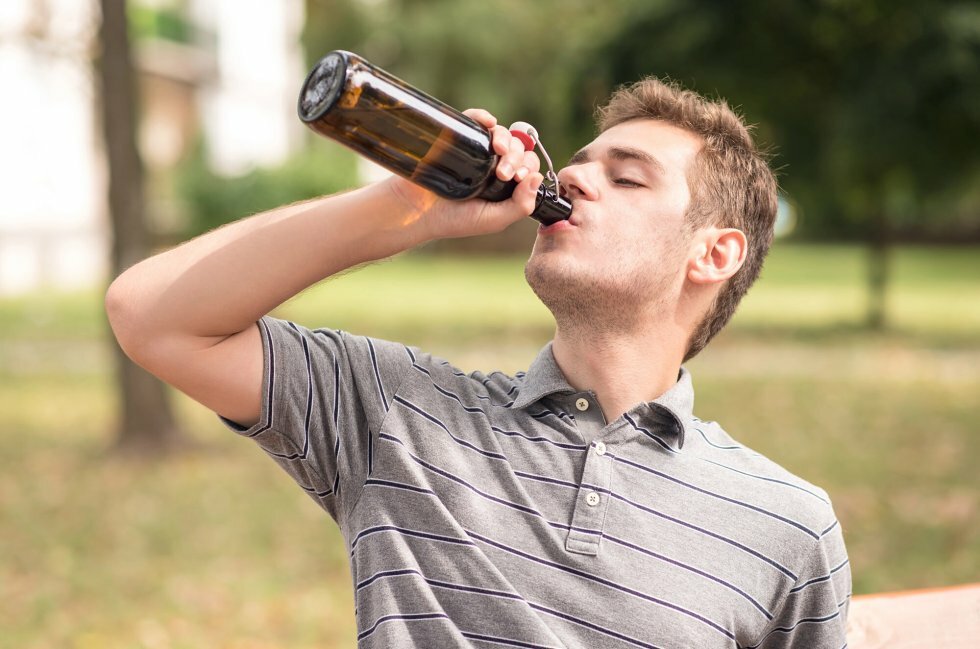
[734,244,980,340]
[0,380,356,649]
[1,243,978,648]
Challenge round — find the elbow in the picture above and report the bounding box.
[105,271,149,363]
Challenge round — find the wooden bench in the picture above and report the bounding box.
[847,583,980,648]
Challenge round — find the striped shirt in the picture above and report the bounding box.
[222,317,851,648]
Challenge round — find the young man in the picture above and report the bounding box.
[107,78,850,648]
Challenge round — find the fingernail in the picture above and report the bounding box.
[515,167,528,181]
[499,163,514,177]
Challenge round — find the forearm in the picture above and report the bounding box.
[103,107,539,426]
[106,180,424,349]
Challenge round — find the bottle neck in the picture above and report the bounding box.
[531,186,572,225]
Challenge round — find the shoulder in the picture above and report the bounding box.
[399,346,522,406]
[263,317,414,371]
[688,416,838,535]
[689,417,851,624]
[262,317,524,406]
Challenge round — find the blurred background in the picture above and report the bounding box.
[1,0,978,646]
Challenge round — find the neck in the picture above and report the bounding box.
[551,318,688,423]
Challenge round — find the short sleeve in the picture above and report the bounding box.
[220,316,414,523]
[750,511,851,648]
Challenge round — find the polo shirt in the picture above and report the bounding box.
[223,316,851,648]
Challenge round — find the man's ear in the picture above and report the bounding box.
[687,227,747,285]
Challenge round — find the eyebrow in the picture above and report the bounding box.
[567,146,666,175]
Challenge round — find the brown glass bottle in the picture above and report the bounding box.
[297,50,571,225]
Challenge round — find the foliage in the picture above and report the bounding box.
[574,0,980,240]
[129,2,193,44]
[302,0,648,165]
[302,0,980,241]
[175,144,359,238]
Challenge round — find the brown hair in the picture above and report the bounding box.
[597,78,778,361]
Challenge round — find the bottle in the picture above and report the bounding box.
[297,50,571,225]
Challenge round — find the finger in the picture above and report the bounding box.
[491,171,542,219]
[515,172,544,214]
[472,173,540,234]
[514,149,541,181]
[496,133,528,181]
[490,124,512,158]
[488,126,518,179]
[507,134,528,164]
[463,108,497,129]
[504,135,529,181]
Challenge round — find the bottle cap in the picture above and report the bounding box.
[508,121,538,151]
[508,121,562,205]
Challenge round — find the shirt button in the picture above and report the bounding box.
[575,398,590,412]
[586,492,601,507]
[594,441,606,456]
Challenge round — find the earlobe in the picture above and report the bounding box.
[687,228,747,285]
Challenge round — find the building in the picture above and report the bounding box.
[0,0,306,295]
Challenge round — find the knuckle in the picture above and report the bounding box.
[492,126,510,148]
[465,108,495,126]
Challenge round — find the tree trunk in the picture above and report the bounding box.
[96,0,184,455]
[867,210,891,331]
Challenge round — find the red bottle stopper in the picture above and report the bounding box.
[508,121,538,151]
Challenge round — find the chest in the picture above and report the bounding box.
[344,396,778,647]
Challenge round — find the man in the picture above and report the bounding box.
[107,78,850,648]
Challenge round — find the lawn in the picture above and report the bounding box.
[1,243,978,648]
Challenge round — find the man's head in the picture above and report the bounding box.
[525,77,777,361]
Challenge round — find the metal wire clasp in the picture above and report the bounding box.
[509,121,561,199]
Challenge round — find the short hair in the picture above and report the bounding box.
[597,78,778,361]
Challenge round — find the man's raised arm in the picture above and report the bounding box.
[105,110,543,428]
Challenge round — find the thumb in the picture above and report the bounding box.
[474,172,543,233]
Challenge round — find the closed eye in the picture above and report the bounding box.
[613,178,644,188]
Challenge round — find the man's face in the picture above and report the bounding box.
[525,119,704,331]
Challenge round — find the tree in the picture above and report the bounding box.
[96,0,184,454]
[579,0,980,329]
[302,0,653,163]
[300,0,639,250]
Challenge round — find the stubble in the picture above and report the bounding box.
[524,244,675,342]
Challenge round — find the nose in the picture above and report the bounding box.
[557,162,599,201]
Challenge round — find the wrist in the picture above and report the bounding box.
[374,176,457,244]
[351,178,434,250]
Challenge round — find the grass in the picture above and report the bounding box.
[1,243,978,648]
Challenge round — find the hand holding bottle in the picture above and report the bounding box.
[108,56,562,429]
[298,50,570,244]
[380,108,545,241]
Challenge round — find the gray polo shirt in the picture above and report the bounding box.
[223,317,850,648]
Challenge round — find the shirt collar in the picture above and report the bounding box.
[512,343,695,449]
[512,342,576,409]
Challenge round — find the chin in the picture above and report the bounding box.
[525,253,559,298]
[525,250,575,287]
[526,252,599,305]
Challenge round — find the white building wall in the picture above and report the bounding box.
[190,0,306,175]
[0,0,306,296]
[0,0,107,295]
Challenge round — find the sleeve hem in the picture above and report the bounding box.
[217,317,276,438]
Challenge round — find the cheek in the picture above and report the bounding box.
[627,222,691,275]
